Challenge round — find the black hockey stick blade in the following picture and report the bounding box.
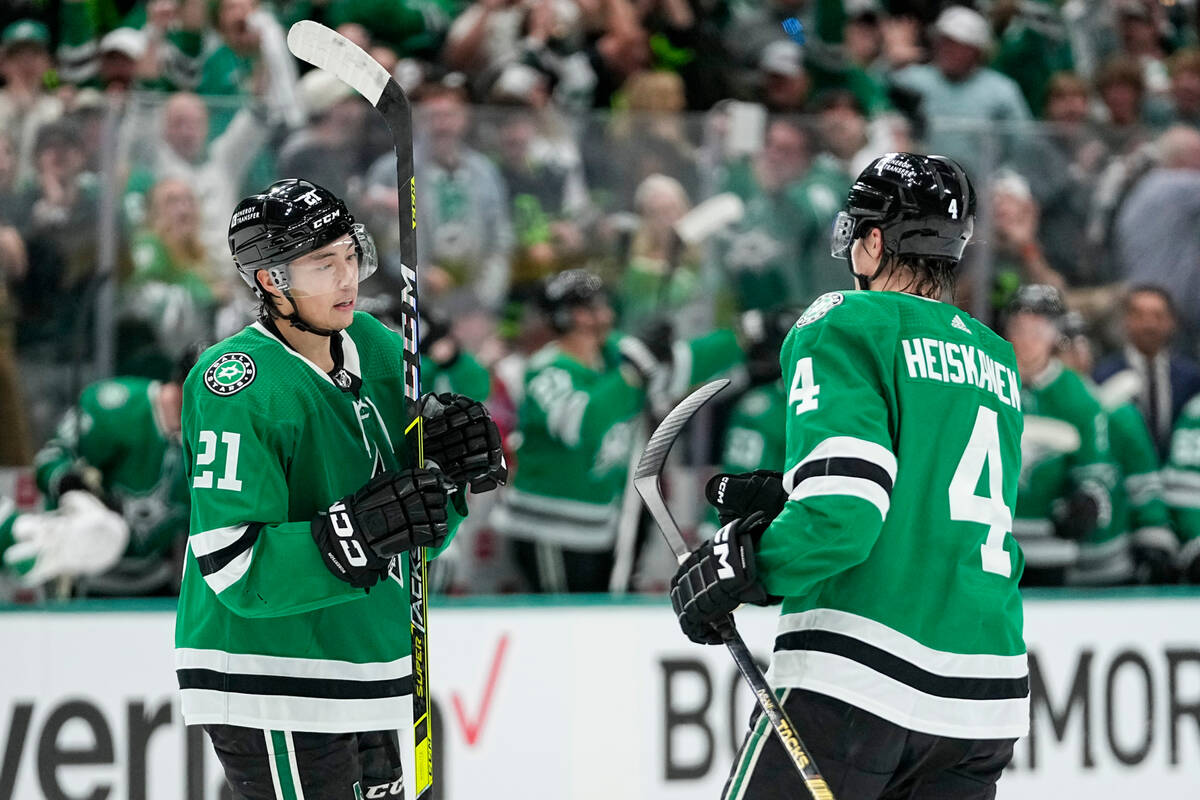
[634,378,730,561]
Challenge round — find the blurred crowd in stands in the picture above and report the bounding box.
[3,0,1200,599]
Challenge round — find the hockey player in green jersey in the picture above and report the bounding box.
[1003,285,1119,586]
[491,269,743,592]
[176,179,505,799]
[670,153,1029,799]
[720,308,795,474]
[28,347,201,595]
[1059,311,1177,584]
[1164,394,1200,581]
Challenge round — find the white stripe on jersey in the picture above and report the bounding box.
[176,648,412,682]
[190,524,250,558]
[203,547,254,594]
[788,475,891,518]
[783,436,898,493]
[182,689,410,733]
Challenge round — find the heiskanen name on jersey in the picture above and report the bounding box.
[899,336,1022,410]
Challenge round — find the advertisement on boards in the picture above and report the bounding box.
[1,596,1198,799]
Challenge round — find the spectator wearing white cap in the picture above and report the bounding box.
[889,5,1030,167]
[56,0,206,92]
[0,20,63,189]
[758,40,810,113]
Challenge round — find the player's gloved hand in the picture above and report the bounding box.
[706,470,787,528]
[312,468,452,589]
[1182,544,1200,585]
[3,491,129,586]
[1052,482,1109,541]
[670,511,773,646]
[420,393,507,493]
[418,308,459,368]
[618,319,674,389]
[1131,526,1179,584]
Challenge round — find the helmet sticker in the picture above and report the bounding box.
[204,353,257,396]
[796,292,844,328]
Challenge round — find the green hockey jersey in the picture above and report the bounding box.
[34,377,189,594]
[1164,394,1200,569]
[492,330,742,550]
[1082,382,1174,584]
[175,313,465,733]
[758,291,1029,740]
[1013,362,1117,578]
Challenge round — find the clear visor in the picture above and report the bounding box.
[266,224,378,299]
[830,211,857,259]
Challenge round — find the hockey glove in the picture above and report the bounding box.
[3,491,129,586]
[312,468,452,589]
[1131,526,1179,584]
[1052,481,1110,541]
[705,470,787,529]
[670,512,773,646]
[420,393,507,493]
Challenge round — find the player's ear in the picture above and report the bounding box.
[864,227,884,260]
[257,269,284,300]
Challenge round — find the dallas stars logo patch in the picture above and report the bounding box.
[796,292,843,328]
[204,353,256,396]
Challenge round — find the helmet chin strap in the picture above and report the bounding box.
[256,275,338,337]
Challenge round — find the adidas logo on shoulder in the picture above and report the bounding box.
[951,315,972,334]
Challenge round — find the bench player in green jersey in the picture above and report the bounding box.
[669,153,1030,799]
[491,269,743,592]
[175,179,505,799]
[1165,394,1200,581]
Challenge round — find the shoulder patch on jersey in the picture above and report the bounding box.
[96,381,130,409]
[204,353,257,396]
[795,292,844,328]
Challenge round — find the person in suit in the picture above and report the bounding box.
[1094,284,1200,459]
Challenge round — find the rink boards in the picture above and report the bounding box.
[1,591,1199,799]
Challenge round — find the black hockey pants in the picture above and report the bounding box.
[205,724,405,800]
[722,689,1016,800]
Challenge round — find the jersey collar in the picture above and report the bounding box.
[250,321,364,394]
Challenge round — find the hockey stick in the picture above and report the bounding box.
[634,379,835,800]
[286,22,433,798]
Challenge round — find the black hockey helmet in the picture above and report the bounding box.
[228,178,377,300]
[538,269,606,332]
[832,153,976,270]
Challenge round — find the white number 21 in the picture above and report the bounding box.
[193,430,244,491]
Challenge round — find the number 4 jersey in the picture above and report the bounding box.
[758,291,1029,740]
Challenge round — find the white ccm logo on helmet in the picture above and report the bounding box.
[311,209,342,230]
[713,523,736,580]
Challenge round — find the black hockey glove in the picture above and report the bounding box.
[1131,527,1179,584]
[670,512,773,646]
[420,393,507,493]
[312,468,451,589]
[618,319,674,388]
[706,470,787,529]
[1052,482,1110,541]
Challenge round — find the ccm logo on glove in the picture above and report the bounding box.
[328,501,368,568]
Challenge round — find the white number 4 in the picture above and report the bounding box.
[948,407,1012,576]
[789,357,820,415]
[948,199,959,219]
[193,430,244,491]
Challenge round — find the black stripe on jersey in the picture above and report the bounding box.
[774,631,1029,701]
[791,458,894,495]
[196,524,264,576]
[176,668,413,700]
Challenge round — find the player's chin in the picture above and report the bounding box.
[325,298,357,327]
